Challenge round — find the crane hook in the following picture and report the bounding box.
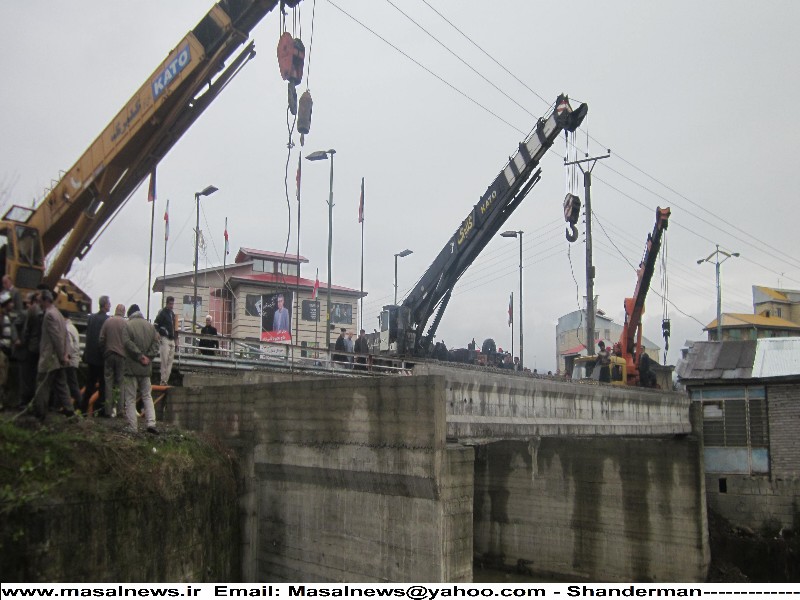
[565,223,579,242]
[563,193,581,243]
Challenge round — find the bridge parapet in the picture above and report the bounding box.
[413,363,690,442]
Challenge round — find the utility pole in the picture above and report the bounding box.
[564,152,609,356]
[697,245,740,342]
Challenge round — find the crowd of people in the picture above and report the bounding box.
[0,279,217,435]
[332,327,369,370]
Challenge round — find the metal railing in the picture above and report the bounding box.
[170,331,414,375]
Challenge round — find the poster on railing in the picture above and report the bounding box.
[244,292,293,343]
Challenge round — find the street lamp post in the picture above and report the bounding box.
[394,249,413,304]
[501,230,524,369]
[697,244,740,342]
[306,149,336,350]
[193,185,218,334]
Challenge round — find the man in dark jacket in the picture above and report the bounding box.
[18,292,42,409]
[122,304,160,434]
[198,315,219,356]
[353,329,369,371]
[333,328,347,368]
[153,296,178,385]
[81,295,110,415]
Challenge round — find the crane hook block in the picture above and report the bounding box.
[297,89,313,135]
[277,32,305,86]
[563,193,581,242]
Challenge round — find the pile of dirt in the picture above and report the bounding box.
[0,409,236,512]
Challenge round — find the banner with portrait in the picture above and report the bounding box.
[245,292,293,343]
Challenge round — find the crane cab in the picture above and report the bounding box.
[0,206,45,290]
[572,354,628,386]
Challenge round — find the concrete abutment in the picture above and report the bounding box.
[166,371,708,582]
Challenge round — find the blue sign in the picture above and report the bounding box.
[152,44,192,100]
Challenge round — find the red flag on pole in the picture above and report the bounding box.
[147,168,157,202]
[164,199,170,241]
[311,268,320,300]
[358,177,364,223]
[508,293,513,326]
[224,219,229,255]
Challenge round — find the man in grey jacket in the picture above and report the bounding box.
[32,290,73,421]
[121,304,160,434]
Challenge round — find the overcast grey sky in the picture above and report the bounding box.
[1,1,798,372]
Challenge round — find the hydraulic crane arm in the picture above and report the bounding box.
[620,206,670,377]
[386,95,587,356]
[3,0,300,293]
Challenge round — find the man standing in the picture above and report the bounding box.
[344,331,355,368]
[154,296,178,386]
[333,328,347,368]
[81,295,110,415]
[199,315,219,356]
[64,315,82,410]
[32,290,73,420]
[99,304,127,417]
[596,341,611,383]
[18,292,41,410]
[272,294,290,332]
[353,329,369,371]
[2,275,23,313]
[121,304,160,434]
[0,292,14,407]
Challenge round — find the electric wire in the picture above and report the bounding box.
[325,0,525,135]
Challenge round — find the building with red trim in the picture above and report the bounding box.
[153,247,365,351]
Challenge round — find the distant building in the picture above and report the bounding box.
[702,313,800,342]
[555,307,661,375]
[676,338,800,530]
[153,247,365,352]
[701,286,800,341]
[753,285,800,324]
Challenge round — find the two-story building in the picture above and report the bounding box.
[702,286,800,341]
[153,247,365,352]
[676,338,800,530]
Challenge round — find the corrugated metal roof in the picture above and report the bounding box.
[677,338,800,381]
[676,340,757,381]
[751,337,800,378]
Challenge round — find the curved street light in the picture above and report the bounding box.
[394,249,413,305]
[697,244,740,341]
[193,185,218,334]
[501,230,524,369]
[306,149,336,350]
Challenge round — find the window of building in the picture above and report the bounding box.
[253,259,276,273]
[277,262,298,277]
[691,386,768,475]
[777,307,782,318]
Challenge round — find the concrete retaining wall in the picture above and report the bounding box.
[473,436,709,582]
[167,375,473,582]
